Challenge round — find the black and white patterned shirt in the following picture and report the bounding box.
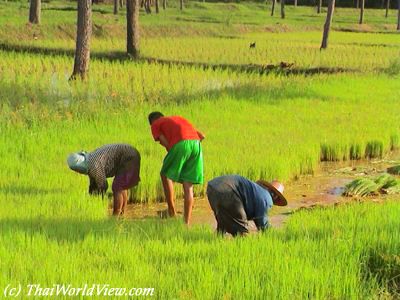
[87,144,140,194]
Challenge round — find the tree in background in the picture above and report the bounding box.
[144,0,152,13]
[29,0,41,24]
[397,0,400,30]
[114,0,119,14]
[321,0,335,49]
[271,0,276,16]
[317,0,322,13]
[126,0,140,58]
[180,0,184,10]
[71,0,92,80]
[359,0,365,23]
[294,0,298,7]
[155,0,159,13]
[162,0,167,10]
[281,0,285,18]
[385,0,389,17]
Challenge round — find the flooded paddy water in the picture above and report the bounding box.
[121,156,400,230]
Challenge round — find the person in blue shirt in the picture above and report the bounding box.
[207,175,287,236]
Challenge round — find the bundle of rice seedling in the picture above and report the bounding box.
[374,173,398,189]
[343,174,400,197]
[387,165,400,175]
[382,185,400,194]
[343,178,378,197]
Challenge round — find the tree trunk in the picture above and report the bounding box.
[71,0,92,80]
[180,0,183,10]
[145,0,151,13]
[294,0,297,7]
[29,0,41,24]
[320,0,335,49]
[317,0,322,13]
[397,0,400,30]
[281,0,285,18]
[271,0,276,16]
[162,0,166,9]
[155,0,159,13]
[359,0,365,24]
[385,0,390,17]
[114,0,119,14]
[120,0,124,8]
[356,0,359,8]
[126,0,140,58]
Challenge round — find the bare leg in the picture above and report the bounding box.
[113,190,124,216]
[183,182,194,225]
[121,189,128,215]
[161,174,176,217]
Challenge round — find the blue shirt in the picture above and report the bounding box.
[208,175,273,230]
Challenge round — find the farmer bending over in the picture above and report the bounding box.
[148,111,205,225]
[207,175,287,236]
[67,144,140,215]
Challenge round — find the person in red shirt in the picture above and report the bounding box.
[148,112,205,225]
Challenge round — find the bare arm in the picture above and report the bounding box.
[158,134,170,151]
[197,131,205,141]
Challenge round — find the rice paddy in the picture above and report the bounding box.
[1,1,400,298]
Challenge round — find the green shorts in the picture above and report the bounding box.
[161,140,204,184]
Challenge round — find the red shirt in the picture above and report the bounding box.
[151,116,200,149]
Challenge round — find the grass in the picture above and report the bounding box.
[1,199,400,298]
[0,1,400,298]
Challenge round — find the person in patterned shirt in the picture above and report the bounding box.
[67,144,141,216]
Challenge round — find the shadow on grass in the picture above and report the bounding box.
[0,217,213,243]
[0,186,65,196]
[0,42,359,76]
[363,250,400,297]
[43,6,110,14]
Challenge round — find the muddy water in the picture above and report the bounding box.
[122,157,400,230]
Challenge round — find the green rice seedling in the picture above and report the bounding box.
[383,185,400,195]
[364,140,384,159]
[387,165,400,175]
[344,174,399,197]
[374,173,397,189]
[343,178,378,197]
[390,134,399,151]
[349,143,362,160]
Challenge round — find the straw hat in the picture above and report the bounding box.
[256,180,288,206]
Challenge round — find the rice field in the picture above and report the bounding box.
[1,1,400,298]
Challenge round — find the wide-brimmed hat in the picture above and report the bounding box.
[256,180,288,206]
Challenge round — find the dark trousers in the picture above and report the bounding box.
[207,185,249,236]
